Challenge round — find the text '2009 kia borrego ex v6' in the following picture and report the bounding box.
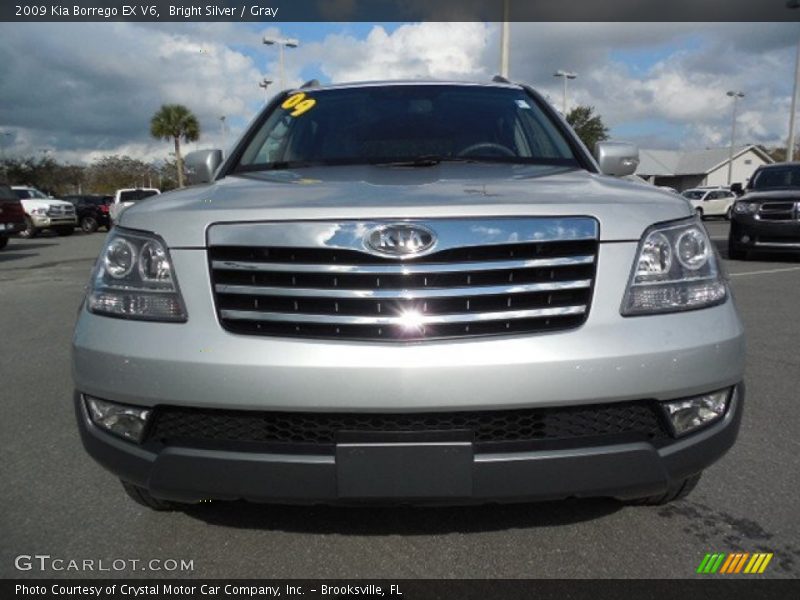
[72,80,745,510]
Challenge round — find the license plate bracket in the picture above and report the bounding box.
[336,438,473,499]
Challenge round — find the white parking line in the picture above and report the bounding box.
[729,266,800,277]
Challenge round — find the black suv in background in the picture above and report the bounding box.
[729,162,800,260]
[0,183,26,249]
[62,194,113,233]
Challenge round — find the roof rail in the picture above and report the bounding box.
[300,79,320,89]
[492,75,511,84]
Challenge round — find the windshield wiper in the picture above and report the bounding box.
[373,155,476,168]
[261,160,325,170]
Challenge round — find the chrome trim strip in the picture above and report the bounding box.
[207,218,599,253]
[219,305,586,325]
[212,254,595,274]
[753,241,800,248]
[215,279,592,299]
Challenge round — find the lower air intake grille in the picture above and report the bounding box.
[146,400,670,451]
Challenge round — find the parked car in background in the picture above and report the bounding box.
[109,188,160,225]
[681,187,736,219]
[729,162,800,260]
[0,184,26,249]
[11,186,77,237]
[63,194,113,233]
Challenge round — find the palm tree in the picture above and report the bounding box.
[150,104,200,188]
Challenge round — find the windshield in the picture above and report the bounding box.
[682,190,705,200]
[235,85,578,170]
[750,166,800,190]
[120,190,158,202]
[13,188,48,199]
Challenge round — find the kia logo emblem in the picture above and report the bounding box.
[365,224,437,258]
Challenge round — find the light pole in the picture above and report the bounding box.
[219,115,227,153]
[259,78,273,102]
[262,37,299,89]
[726,91,745,186]
[553,70,577,115]
[499,0,510,78]
[787,1,800,161]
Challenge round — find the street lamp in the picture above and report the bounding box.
[219,115,227,153]
[259,78,273,102]
[262,37,299,89]
[499,0,510,78]
[787,0,800,161]
[553,70,577,115]
[726,91,745,186]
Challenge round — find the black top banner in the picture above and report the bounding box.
[4,0,800,22]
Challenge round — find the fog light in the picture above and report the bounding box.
[662,389,730,437]
[84,395,151,443]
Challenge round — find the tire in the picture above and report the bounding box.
[55,226,74,237]
[695,207,704,219]
[627,473,702,506]
[0,236,8,250]
[18,216,38,239]
[728,237,748,261]
[121,481,180,511]
[80,216,99,233]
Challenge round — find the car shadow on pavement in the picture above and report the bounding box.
[0,242,59,263]
[180,497,623,534]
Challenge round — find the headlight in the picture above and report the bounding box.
[87,227,187,322]
[30,207,47,216]
[661,389,731,437]
[621,217,726,315]
[84,395,151,443]
[733,201,759,215]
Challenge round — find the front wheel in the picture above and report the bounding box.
[55,226,74,237]
[728,237,748,260]
[18,216,38,239]
[80,216,99,233]
[627,473,702,506]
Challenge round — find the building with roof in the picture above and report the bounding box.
[635,145,774,191]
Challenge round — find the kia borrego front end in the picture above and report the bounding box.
[72,80,744,509]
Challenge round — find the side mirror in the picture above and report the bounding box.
[184,149,223,185]
[730,183,743,196]
[594,141,640,177]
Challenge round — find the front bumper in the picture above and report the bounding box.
[30,214,77,228]
[0,220,25,235]
[75,385,744,503]
[72,241,746,503]
[730,215,800,252]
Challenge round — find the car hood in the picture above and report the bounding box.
[740,189,800,201]
[120,163,692,247]
[19,198,73,210]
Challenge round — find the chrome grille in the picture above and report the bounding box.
[46,204,75,217]
[208,218,599,341]
[757,201,798,222]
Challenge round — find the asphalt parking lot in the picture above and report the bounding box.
[1,221,799,579]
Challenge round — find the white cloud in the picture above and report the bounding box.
[0,21,797,163]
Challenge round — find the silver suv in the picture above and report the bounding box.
[72,80,744,509]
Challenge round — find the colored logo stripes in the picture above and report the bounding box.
[697,552,773,574]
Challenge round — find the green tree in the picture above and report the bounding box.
[150,104,200,188]
[566,105,610,152]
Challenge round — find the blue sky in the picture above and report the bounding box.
[0,22,798,163]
